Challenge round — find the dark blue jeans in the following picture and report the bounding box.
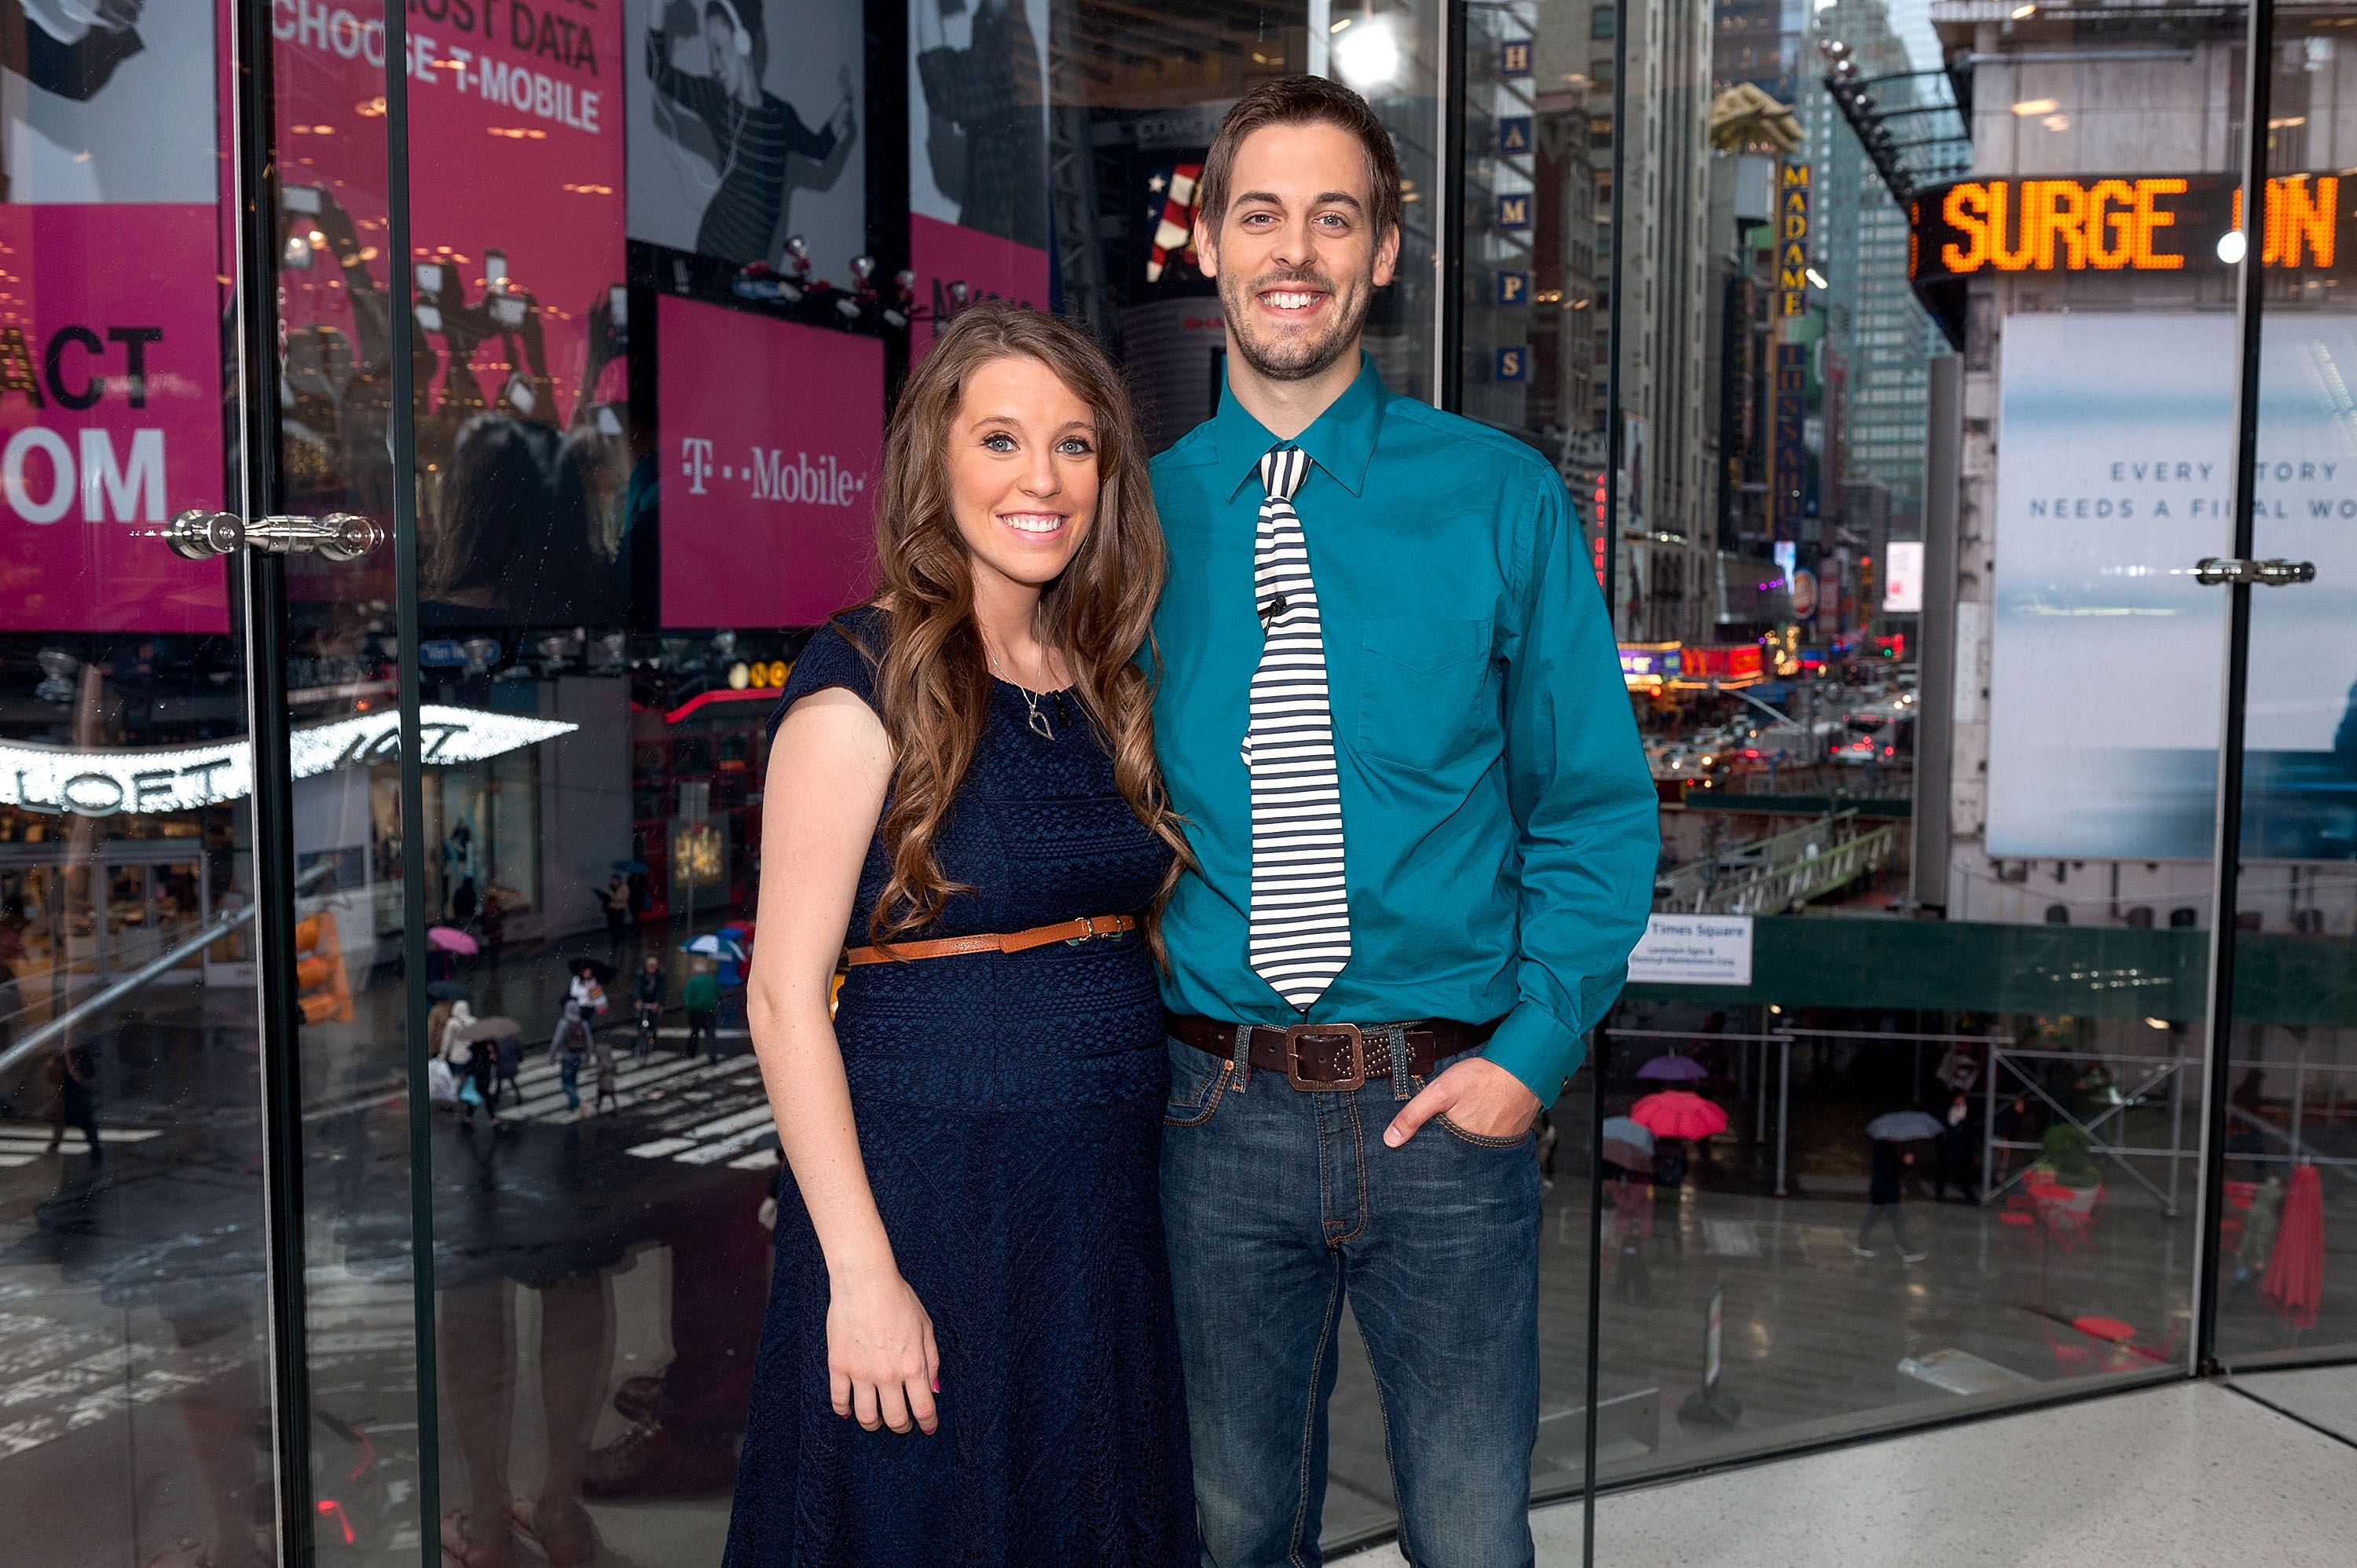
[1161,1038,1542,1568]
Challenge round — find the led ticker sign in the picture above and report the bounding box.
[1909,173,2347,284]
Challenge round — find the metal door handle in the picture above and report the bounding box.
[166,509,383,562]
[2191,557,2317,588]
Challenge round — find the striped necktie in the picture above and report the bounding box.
[1246,443,1351,1012]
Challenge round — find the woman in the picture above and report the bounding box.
[724,302,1195,1566]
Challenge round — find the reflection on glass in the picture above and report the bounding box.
[1552,0,2275,1488]
[0,1,281,1561]
[2216,0,2356,1367]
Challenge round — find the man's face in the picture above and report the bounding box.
[702,16,746,86]
[1196,120,1399,383]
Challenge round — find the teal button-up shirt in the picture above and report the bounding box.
[1147,356,1659,1104]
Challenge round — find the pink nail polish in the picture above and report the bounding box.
[931,1376,941,1393]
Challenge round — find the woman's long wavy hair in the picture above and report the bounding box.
[849,302,1187,952]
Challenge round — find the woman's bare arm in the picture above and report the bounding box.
[746,687,939,1434]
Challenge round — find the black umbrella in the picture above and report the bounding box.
[426,980,472,1002]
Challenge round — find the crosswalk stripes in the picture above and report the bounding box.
[0,1269,418,1467]
[470,1048,783,1169]
[0,1127,163,1168]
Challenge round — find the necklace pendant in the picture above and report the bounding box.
[1028,707,1055,742]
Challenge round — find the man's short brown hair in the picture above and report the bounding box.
[1197,75,1404,248]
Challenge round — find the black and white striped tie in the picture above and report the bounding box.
[1246,443,1351,1011]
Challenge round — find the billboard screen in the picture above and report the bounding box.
[0,2,230,633]
[1986,312,2357,860]
[626,0,865,279]
[658,295,880,628]
[907,0,1052,356]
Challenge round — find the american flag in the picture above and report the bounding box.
[1146,163,1204,284]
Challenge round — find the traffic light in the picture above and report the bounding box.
[295,910,354,1024]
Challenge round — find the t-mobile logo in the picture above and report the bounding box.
[680,437,714,495]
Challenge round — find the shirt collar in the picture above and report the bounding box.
[1211,350,1388,502]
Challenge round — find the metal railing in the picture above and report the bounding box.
[1658,809,1902,916]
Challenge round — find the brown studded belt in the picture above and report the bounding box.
[1166,1013,1500,1093]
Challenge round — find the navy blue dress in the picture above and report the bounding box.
[724,608,1196,1567]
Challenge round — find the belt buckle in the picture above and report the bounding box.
[1285,1023,1365,1092]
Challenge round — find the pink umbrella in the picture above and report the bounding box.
[427,925,479,955]
[1629,1090,1728,1141]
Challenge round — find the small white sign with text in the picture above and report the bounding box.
[1627,914,1754,987]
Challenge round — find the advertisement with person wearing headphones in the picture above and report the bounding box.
[907,0,1050,359]
[627,0,863,280]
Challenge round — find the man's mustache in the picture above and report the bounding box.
[1244,266,1341,295]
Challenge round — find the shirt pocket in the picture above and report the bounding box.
[1358,616,1496,771]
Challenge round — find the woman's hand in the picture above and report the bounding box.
[826,1266,940,1434]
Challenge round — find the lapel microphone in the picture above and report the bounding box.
[1258,594,1288,623]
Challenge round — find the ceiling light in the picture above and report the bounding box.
[2011,97,2059,116]
[1805,267,1829,288]
[1332,14,1401,90]
[2011,3,2037,17]
[1330,14,1352,31]
[2217,229,2248,264]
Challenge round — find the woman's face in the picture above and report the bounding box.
[944,354,1101,603]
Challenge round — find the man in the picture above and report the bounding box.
[682,958,720,1061]
[1149,76,1657,1566]
[634,954,668,1061]
[643,1,856,265]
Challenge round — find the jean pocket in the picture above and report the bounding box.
[1434,1112,1537,1149]
[1164,1042,1233,1127]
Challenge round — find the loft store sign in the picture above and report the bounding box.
[2,704,575,819]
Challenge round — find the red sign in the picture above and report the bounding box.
[0,204,231,632]
[273,0,628,429]
[910,214,1048,364]
[658,295,882,628]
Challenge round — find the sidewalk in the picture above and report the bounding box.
[1340,1371,2357,1566]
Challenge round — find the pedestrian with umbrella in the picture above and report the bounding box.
[1600,1116,1658,1301]
[1600,1115,1655,1176]
[1629,1090,1727,1225]
[452,1015,526,1113]
[1853,1114,1936,1262]
[427,923,478,984]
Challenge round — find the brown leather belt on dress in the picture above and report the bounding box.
[1167,1013,1500,1093]
[841,914,1137,968]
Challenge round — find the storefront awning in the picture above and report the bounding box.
[0,704,577,818]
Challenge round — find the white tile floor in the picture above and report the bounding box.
[1343,1374,2357,1567]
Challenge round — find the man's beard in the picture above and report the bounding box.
[1218,264,1372,383]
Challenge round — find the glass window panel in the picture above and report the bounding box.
[2214,0,2357,1369]
[1538,0,2256,1490]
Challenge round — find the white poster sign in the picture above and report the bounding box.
[1626,914,1754,987]
[1882,540,1923,613]
[1987,313,2357,860]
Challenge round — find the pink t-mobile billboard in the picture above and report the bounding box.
[658,293,880,628]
